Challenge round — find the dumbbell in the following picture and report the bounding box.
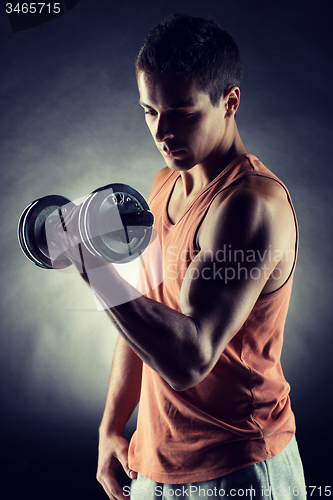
[18,183,154,270]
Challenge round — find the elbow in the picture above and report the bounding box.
[168,378,201,392]
[168,376,194,392]
[167,366,210,392]
[169,322,218,391]
[166,347,214,392]
[160,321,225,392]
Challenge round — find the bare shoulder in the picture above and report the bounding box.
[214,174,291,220]
[148,167,171,200]
[198,174,295,250]
[222,174,290,202]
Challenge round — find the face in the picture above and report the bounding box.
[137,71,230,172]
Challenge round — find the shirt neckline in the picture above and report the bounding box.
[164,154,250,228]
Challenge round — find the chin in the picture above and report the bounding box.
[164,158,196,172]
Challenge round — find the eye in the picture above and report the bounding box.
[144,108,157,116]
[171,111,194,118]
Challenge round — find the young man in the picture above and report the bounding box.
[62,13,306,500]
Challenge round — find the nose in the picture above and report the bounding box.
[154,114,174,142]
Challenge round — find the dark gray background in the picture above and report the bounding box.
[1,0,332,498]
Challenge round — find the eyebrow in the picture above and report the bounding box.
[139,99,197,109]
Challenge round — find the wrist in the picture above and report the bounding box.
[99,406,131,437]
[87,262,142,309]
[99,418,126,438]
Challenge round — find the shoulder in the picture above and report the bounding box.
[215,174,291,220]
[223,173,287,198]
[148,167,171,201]
[199,174,295,250]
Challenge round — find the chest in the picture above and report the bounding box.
[167,178,201,225]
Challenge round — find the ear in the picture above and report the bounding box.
[224,87,240,117]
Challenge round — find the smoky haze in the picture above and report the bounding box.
[0,1,332,498]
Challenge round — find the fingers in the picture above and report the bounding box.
[97,468,137,500]
[49,204,81,261]
[96,435,137,500]
[113,437,134,480]
[98,473,129,500]
[57,204,82,249]
[129,470,138,480]
[50,205,102,273]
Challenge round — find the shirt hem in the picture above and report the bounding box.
[129,433,295,484]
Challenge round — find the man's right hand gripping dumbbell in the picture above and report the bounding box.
[18,183,154,272]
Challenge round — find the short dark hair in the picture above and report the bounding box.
[135,13,242,106]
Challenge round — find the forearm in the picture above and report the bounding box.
[109,298,202,388]
[100,335,142,436]
[89,264,205,391]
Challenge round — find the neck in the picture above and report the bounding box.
[180,122,248,197]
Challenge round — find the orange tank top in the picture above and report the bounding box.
[128,154,298,483]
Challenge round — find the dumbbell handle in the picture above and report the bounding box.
[120,210,154,228]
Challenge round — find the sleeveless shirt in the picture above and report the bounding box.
[128,154,298,483]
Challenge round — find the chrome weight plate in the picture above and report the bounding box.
[78,184,154,263]
[18,195,73,269]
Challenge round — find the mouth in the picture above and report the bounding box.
[160,148,185,158]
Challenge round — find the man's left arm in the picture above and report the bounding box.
[83,177,295,391]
